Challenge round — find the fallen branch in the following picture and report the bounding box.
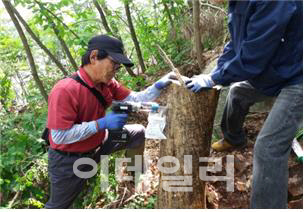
[8,191,21,208]
[119,187,128,208]
[104,200,119,209]
[123,193,140,205]
[204,183,207,209]
[201,2,226,15]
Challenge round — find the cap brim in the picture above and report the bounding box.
[108,52,134,67]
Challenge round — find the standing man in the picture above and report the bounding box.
[45,34,173,208]
[185,0,302,209]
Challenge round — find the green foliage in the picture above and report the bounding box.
[0,106,48,208]
[23,198,45,209]
[116,70,146,91]
[295,128,303,140]
[0,73,15,112]
[146,195,157,208]
[124,194,157,209]
[130,0,191,69]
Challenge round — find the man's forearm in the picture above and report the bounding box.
[51,121,98,144]
[123,84,161,102]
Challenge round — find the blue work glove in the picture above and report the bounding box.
[96,112,128,130]
[185,74,215,92]
[154,72,176,90]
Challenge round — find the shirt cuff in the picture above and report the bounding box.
[151,84,162,95]
[89,121,98,134]
[211,71,224,86]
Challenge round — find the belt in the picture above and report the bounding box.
[51,148,97,157]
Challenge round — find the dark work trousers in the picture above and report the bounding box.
[221,81,270,146]
[45,124,145,209]
[221,81,303,208]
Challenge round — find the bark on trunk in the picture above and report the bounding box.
[3,0,48,103]
[163,2,175,30]
[33,0,82,42]
[34,1,78,71]
[94,0,135,77]
[124,65,136,77]
[157,84,220,208]
[93,0,113,35]
[52,24,79,71]
[12,5,68,76]
[14,69,28,99]
[124,1,146,73]
[100,1,121,39]
[152,0,159,24]
[193,0,204,70]
[162,2,180,50]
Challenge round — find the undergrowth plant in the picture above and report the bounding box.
[0,104,48,208]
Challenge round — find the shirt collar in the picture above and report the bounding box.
[78,67,95,88]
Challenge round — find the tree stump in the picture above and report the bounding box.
[157,83,220,208]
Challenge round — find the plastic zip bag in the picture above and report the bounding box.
[145,107,167,140]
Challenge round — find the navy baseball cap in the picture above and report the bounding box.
[88,35,134,67]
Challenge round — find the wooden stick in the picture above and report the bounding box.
[8,191,20,208]
[119,187,128,207]
[123,194,139,204]
[156,45,186,87]
[201,2,226,15]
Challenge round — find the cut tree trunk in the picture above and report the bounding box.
[157,84,220,208]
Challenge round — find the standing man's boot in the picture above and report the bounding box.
[211,139,246,152]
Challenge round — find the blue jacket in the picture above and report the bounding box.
[211,0,302,96]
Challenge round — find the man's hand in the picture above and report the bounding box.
[185,74,215,92]
[154,72,176,90]
[96,112,128,130]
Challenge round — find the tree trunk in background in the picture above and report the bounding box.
[95,0,136,77]
[124,1,146,73]
[14,69,28,101]
[52,23,79,71]
[35,1,78,71]
[93,0,113,35]
[193,0,204,70]
[157,84,220,208]
[170,0,178,19]
[33,0,82,43]
[12,5,68,76]
[163,2,175,31]
[100,1,121,39]
[152,0,159,25]
[3,0,48,103]
[162,1,179,51]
